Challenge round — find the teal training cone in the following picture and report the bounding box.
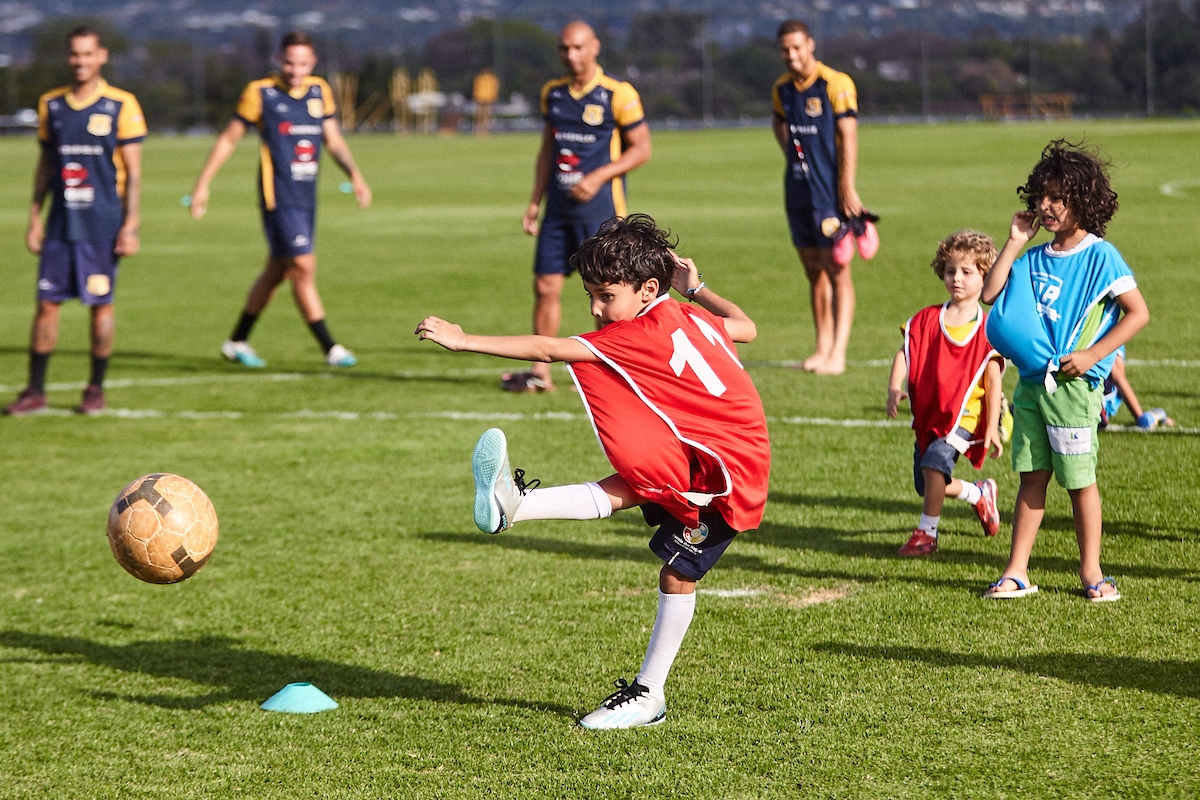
[260,682,338,713]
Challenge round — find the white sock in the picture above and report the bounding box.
[955,482,982,505]
[635,590,696,699]
[918,514,940,536]
[512,482,612,522]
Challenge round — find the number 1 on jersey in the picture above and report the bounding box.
[669,328,727,397]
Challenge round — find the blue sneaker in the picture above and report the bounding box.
[471,428,535,533]
[222,340,266,368]
[325,344,357,367]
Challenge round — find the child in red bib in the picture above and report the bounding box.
[416,215,769,730]
[886,230,1006,556]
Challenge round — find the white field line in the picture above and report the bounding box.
[1160,178,1200,198]
[4,357,1197,396]
[11,407,1198,434]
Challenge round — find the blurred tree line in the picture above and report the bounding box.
[3,1,1199,130]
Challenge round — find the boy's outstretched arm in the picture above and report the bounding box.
[885,349,907,418]
[1058,288,1149,378]
[982,358,1004,459]
[982,211,1039,305]
[671,254,757,343]
[415,317,596,363]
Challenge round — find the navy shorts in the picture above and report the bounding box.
[643,503,738,581]
[912,426,971,496]
[262,207,316,258]
[784,179,840,250]
[37,240,118,305]
[534,213,611,276]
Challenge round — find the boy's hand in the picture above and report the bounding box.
[984,424,1004,460]
[886,388,907,418]
[670,251,701,295]
[415,316,468,351]
[1010,210,1039,243]
[1057,348,1100,378]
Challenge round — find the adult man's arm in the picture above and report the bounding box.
[836,115,863,218]
[323,117,372,209]
[26,148,51,255]
[771,115,791,158]
[522,123,554,236]
[189,118,248,219]
[114,142,142,256]
[569,121,651,204]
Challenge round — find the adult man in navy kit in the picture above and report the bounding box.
[503,21,652,393]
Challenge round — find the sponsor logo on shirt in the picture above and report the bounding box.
[61,162,95,206]
[555,148,582,187]
[1032,271,1063,322]
[279,122,323,136]
[790,123,818,136]
[290,139,319,181]
[87,114,113,137]
[555,130,597,144]
[59,144,104,156]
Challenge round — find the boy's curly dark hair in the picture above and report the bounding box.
[1018,139,1119,237]
[570,214,677,295]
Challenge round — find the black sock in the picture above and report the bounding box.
[89,355,109,388]
[29,351,51,393]
[308,319,335,353]
[231,312,259,343]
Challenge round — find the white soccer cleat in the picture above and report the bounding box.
[221,340,266,368]
[325,344,357,367]
[578,679,667,730]
[471,428,530,534]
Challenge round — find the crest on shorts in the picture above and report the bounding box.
[682,523,709,546]
[86,274,111,297]
[805,97,823,117]
[821,216,842,238]
[87,114,113,137]
[307,98,324,118]
[582,104,605,126]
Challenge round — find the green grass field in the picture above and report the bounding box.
[1,121,1198,799]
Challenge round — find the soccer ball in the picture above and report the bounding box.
[106,473,219,584]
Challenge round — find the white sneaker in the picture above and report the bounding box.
[578,679,666,730]
[325,344,357,367]
[471,428,534,534]
[221,340,266,368]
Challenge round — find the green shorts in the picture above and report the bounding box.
[1011,377,1101,489]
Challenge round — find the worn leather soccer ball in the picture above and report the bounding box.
[106,473,218,584]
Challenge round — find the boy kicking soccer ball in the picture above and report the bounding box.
[415,215,770,729]
[886,230,1006,556]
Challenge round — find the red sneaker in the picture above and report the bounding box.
[3,388,48,416]
[75,384,105,415]
[898,528,938,557]
[974,478,1000,537]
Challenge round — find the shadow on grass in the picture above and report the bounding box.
[0,630,576,717]
[810,641,1200,699]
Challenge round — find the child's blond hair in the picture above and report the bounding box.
[931,229,998,279]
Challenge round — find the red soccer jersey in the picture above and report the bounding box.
[567,296,770,531]
[904,303,1003,469]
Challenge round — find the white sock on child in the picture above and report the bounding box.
[635,590,696,700]
[919,514,940,535]
[512,482,613,522]
[955,482,983,505]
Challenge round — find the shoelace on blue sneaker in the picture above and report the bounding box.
[513,469,540,494]
[601,678,646,708]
